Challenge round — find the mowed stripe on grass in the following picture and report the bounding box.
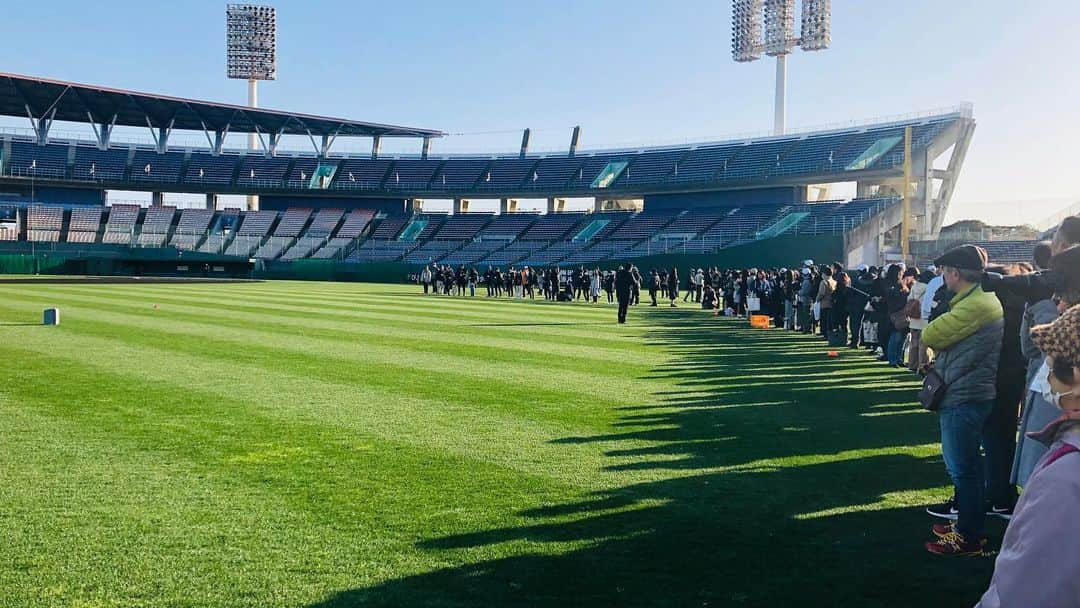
[0,280,995,608]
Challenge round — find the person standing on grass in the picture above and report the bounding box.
[468,266,478,297]
[604,270,615,303]
[907,266,935,371]
[921,245,1004,556]
[615,264,632,324]
[667,267,680,307]
[649,269,660,306]
[830,271,850,346]
[630,265,642,306]
[1013,243,1075,488]
[975,305,1080,607]
[420,264,432,294]
[816,266,836,340]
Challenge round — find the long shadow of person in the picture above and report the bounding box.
[308,309,999,607]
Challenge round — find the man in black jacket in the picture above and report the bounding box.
[615,264,632,323]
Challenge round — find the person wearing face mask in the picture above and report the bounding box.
[975,304,1080,608]
[1011,243,1062,486]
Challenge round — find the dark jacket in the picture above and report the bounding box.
[615,268,632,297]
[922,285,1005,408]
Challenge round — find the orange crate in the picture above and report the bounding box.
[750,315,770,329]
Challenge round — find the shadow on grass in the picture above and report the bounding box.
[309,309,999,607]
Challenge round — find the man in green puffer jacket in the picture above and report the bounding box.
[921,245,1004,556]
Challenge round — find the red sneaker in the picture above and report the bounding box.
[931,521,955,538]
[925,531,986,556]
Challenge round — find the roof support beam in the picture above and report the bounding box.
[26,106,58,145]
[214,126,230,155]
[87,112,118,150]
[569,125,581,157]
[372,136,383,160]
[303,128,321,157]
[421,136,431,160]
[251,125,269,154]
[146,117,175,153]
[520,128,531,159]
[269,131,283,156]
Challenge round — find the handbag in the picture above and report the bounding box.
[904,299,922,319]
[919,367,947,411]
[812,302,821,320]
[861,319,878,344]
[890,309,910,331]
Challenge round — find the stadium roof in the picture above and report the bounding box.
[0,72,443,139]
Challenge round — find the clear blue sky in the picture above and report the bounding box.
[3,0,1077,223]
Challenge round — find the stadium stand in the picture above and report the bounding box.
[130,149,184,183]
[285,158,320,187]
[251,208,311,259]
[618,149,684,185]
[477,213,537,240]
[527,156,586,189]
[66,206,103,243]
[308,208,374,259]
[332,159,392,190]
[670,143,744,183]
[198,208,241,254]
[432,159,489,189]
[225,209,277,256]
[73,145,129,181]
[440,240,508,265]
[135,206,176,247]
[280,208,343,260]
[0,205,18,241]
[478,159,539,190]
[102,204,140,244]
[384,159,441,189]
[169,208,215,250]
[519,213,589,241]
[185,153,239,186]
[26,205,63,242]
[370,216,409,240]
[272,208,312,237]
[478,239,545,266]
[432,214,493,240]
[7,141,68,179]
[238,155,292,187]
[568,156,625,189]
[347,239,417,262]
[402,240,463,264]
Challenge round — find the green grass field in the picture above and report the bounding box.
[0,279,1000,607]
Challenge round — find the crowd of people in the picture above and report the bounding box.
[416,216,1080,605]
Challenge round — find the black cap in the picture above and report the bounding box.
[934,244,988,271]
[1050,244,1080,292]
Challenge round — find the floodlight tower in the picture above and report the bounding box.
[227,3,276,210]
[732,0,831,135]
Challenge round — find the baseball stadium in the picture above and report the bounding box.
[2,2,1078,607]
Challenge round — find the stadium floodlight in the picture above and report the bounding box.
[732,0,763,62]
[227,3,276,210]
[730,0,831,135]
[227,4,277,82]
[800,0,831,51]
[763,0,795,56]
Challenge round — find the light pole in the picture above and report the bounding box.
[731,0,831,136]
[227,3,277,211]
